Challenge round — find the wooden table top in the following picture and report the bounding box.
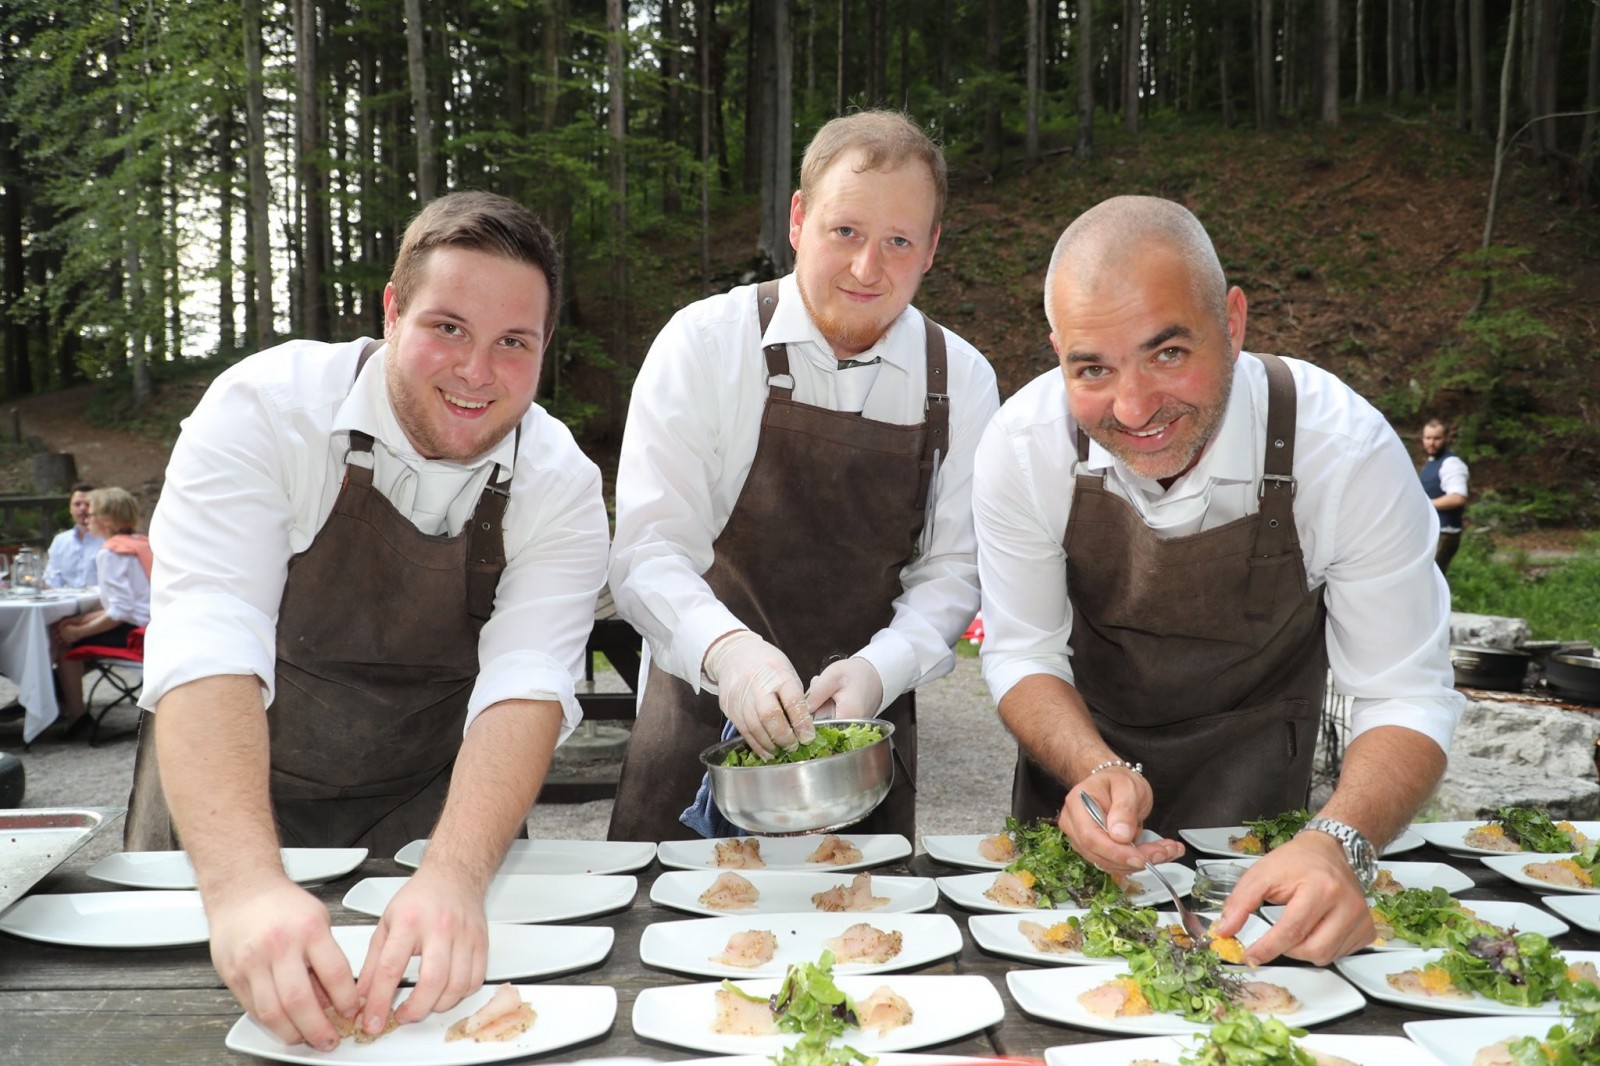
[0,842,1584,1063]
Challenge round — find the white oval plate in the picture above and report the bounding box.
[87,847,367,890]
[649,870,936,916]
[1006,963,1364,1035]
[1044,1033,1442,1066]
[393,838,654,876]
[1481,853,1600,894]
[1410,820,1600,857]
[656,833,911,873]
[1261,899,1569,951]
[331,923,612,983]
[1540,894,1600,932]
[1405,1015,1567,1065]
[967,909,1270,966]
[631,973,1003,1054]
[1334,948,1600,1015]
[224,983,616,1066]
[0,890,209,947]
[934,866,1195,913]
[1178,825,1424,859]
[342,874,636,924]
[639,912,961,978]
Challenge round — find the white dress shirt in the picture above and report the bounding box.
[96,549,150,627]
[610,273,1000,711]
[45,527,104,588]
[1434,454,1469,533]
[140,337,610,741]
[974,352,1464,753]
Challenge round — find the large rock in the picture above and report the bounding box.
[1431,754,1600,819]
[1450,613,1532,649]
[1449,694,1600,781]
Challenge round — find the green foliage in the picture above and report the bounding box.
[1447,535,1600,643]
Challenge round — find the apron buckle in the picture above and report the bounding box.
[1258,473,1297,498]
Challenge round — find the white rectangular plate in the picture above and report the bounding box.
[631,974,1003,1054]
[921,830,1163,872]
[1335,948,1600,1015]
[0,890,209,947]
[935,866,1195,913]
[393,838,654,876]
[86,848,367,890]
[1178,825,1424,859]
[1261,899,1569,951]
[1006,963,1363,1035]
[224,983,616,1066]
[1044,1033,1443,1066]
[639,912,961,977]
[1405,1015,1568,1065]
[649,870,936,916]
[343,874,636,924]
[330,923,612,983]
[967,909,1270,966]
[1371,861,1475,896]
[1411,820,1600,857]
[656,833,911,873]
[1540,894,1600,932]
[1481,852,1600,894]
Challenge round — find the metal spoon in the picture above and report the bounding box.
[1079,791,1209,941]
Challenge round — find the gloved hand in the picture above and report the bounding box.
[702,631,815,759]
[805,657,884,721]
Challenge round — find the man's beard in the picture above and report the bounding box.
[1086,359,1234,482]
[797,273,894,356]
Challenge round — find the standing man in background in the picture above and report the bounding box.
[1419,418,1469,575]
[606,110,999,842]
[45,483,103,588]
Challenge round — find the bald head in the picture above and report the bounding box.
[1043,196,1228,335]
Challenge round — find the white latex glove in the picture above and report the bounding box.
[805,657,885,721]
[702,630,815,758]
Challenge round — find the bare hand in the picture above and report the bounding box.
[355,864,489,1037]
[1058,770,1183,876]
[1215,832,1375,965]
[206,876,357,1051]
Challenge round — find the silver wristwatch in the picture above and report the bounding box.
[1299,817,1378,892]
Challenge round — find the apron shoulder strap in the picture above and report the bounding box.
[343,338,387,475]
[915,313,950,510]
[756,279,794,400]
[465,422,517,622]
[1252,351,1298,553]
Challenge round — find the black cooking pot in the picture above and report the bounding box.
[1450,644,1531,691]
[1547,653,1600,705]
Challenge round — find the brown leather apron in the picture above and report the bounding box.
[1011,352,1329,838]
[607,280,949,842]
[124,341,513,853]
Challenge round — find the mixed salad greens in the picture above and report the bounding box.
[719,723,886,768]
[1504,981,1600,1064]
[1430,930,1592,1009]
[1369,886,1500,948]
[1002,816,1127,908]
[1488,806,1590,853]
[1232,809,1312,855]
[1122,936,1242,1022]
[1177,1007,1319,1065]
[720,949,876,1066]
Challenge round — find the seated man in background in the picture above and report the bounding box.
[51,487,150,734]
[44,483,103,588]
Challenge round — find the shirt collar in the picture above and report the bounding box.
[331,341,518,478]
[762,272,921,377]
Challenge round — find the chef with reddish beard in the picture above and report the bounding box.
[973,195,1462,965]
[124,192,608,1050]
[607,110,998,842]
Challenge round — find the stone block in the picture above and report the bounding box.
[1428,754,1600,819]
[1449,694,1600,781]
[1450,613,1532,649]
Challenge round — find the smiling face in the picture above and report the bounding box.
[789,150,941,359]
[1051,242,1245,483]
[382,246,551,462]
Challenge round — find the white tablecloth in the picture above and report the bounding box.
[1,589,105,742]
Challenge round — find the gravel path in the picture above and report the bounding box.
[1,656,1015,863]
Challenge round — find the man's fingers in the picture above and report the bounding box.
[306,933,360,1021]
[269,953,341,1050]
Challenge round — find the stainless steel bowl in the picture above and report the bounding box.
[699,719,896,836]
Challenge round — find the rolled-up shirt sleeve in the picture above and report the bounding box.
[140,371,302,710]
[471,440,610,743]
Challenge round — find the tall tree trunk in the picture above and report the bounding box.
[294,0,328,339]
[661,0,682,215]
[606,0,628,437]
[1469,0,1486,134]
[1385,0,1397,102]
[1221,2,1238,126]
[743,4,760,195]
[984,0,1003,167]
[1123,0,1141,133]
[1356,0,1366,104]
[700,0,712,296]
[1581,0,1600,204]
[243,0,274,346]
[836,0,847,115]
[755,0,794,274]
[1258,0,1278,129]
[218,117,238,354]
[1528,0,1559,158]
[1455,0,1468,128]
[0,125,32,396]
[1400,0,1417,97]
[1472,0,1518,315]
[1076,0,1096,156]
[405,0,436,202]
[1026,0,1042,162]
[1320,0,1340,124]
[867,0,884,105]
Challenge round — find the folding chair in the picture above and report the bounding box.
[61,626,145,747]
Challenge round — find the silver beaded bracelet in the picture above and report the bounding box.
[1088,758,1143,777]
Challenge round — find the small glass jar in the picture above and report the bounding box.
[1192,860,1248,908]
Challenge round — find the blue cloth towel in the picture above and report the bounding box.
[679,720,742,839]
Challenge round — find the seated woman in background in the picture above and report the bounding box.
[51,487,150,734]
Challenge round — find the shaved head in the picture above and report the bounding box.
[1044,196,1228,335]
